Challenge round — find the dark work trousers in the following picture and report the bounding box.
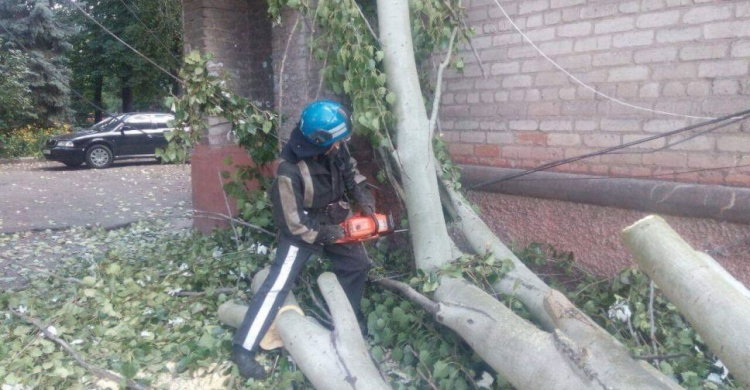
[232,235,372,352]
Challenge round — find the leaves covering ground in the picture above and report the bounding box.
[1,219,742,389]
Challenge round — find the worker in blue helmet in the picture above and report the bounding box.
[231,100,376,379]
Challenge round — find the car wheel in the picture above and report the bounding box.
[63,160,84,168]
[85,145,113,168]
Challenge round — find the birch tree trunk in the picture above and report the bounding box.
[378,0,453,271]
[375,0,682,388]
[442,178,680,389]
[434,278,597,390]
[622,215,750,387]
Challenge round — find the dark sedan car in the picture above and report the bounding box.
[42,113,175,168]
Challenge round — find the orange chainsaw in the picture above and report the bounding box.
[335,212,397,243]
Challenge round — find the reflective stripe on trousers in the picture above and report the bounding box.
[233,240,312,351]
[232,237,372,352]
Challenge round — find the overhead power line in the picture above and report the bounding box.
[490,0,716,121]
[116,0,181,65]
[611,115,749,155]
[65,0,279,140]
[469,108,750,190]
[65,0,183,85]
[505,163,750,183]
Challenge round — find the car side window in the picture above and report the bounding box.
[125,115,152,130]
[152,115,174,129]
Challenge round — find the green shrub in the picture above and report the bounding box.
[0,124,70,159]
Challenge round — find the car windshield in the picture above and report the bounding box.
[92,116,125,132]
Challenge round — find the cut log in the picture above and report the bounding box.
[218,270,389,389]
[444,180,679,389]
[622,215,750,387]
[433,277,683,390]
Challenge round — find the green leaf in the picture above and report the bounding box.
[681,371,698,385]
[455,57,464,71]
[371,346,384,361]
[385,92,396,104]
[377,73,387,86]
[13,326,31,336]
[659,361,674,376]
[185,50,201,64]
[197,333,216,349]
[106,263,121,275]
[433,360,449,379]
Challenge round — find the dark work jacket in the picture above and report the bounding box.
[270,128,369,252]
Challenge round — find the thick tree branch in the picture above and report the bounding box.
[428,27,458,139]
[218,170,241,246]
[277,12,302,145]
[174,287,236,297]
[373,277,439,314]
[623,215,750,387]
[192,210,275,236]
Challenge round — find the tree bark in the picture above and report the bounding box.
[434,277,597,389]
[374,0,680,388]
[93,73,103,122]
[377,0,453,271]
[121,75,133,113]
[441,172,679,389]
[218,270,389,390]
[622,215,750,387]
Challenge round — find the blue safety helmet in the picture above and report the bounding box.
[299,100,352,147]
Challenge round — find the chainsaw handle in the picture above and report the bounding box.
[369,213,380,232]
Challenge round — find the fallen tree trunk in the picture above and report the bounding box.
[442,180,680,389]
[219,269,388,390]
[375,0,683,387]
[433,278,596,390]
[622,215,750,387]
[379,276,680,389]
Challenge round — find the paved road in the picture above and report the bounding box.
[0,159,193,289]
[0,159,192,233]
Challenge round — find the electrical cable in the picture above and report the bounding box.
[65,0,279,140]
[502,163,750,183]
[610,115,748,155]
[468,108,750,190]
[116,0,182,64]
[65,0,184,85]
[490,0,716,120]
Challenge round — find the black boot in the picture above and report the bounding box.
[231,345,267,380]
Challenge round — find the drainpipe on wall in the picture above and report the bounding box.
[461,165,750,225]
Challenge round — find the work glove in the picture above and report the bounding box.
[353,182,375,217]
[315,224,345,245]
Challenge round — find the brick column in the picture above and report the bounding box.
[183,0,274,232]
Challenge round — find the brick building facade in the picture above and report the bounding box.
[182,0,750,284]
[440,0,749,187]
